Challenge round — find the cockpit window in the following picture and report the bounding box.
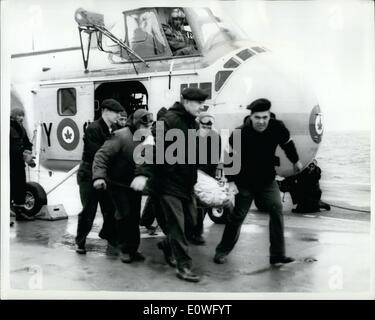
[121,7,244,60]
[160,8,199,56]
[124,9,168,58]
[187,8,247,52]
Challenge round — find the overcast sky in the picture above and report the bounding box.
[3,0,374,131]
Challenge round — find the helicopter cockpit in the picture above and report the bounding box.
[121,7,247,59]
[75,6,247,67]
[122,7,199,59]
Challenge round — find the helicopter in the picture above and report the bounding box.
[10,6,324,221]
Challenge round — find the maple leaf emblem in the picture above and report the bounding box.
[64,129,73,141]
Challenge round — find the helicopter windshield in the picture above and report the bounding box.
[124,8,169,58]
[185,7,247,52]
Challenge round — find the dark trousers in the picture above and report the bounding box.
[109,185,142,254]
[296,187,322,213]
[140,195,168,234]
[10,160,26,206]
[159,194,197,270]
[140,196,156,227]
[76,179,117,247]
[216,181,285,257]
[193,208,206,237]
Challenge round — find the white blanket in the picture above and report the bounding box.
[194,170,237,207]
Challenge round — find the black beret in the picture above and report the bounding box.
[181,87,208,102]
[101,99,124,112]
[247,98,271,113]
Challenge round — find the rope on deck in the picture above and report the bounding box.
[281,192,370,214]
[327,203,370,214]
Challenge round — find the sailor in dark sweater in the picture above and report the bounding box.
[75,99,124,254]
[93,109,154,263]
[214,98,303,266]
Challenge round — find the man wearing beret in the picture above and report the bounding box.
[75,99,124,254]
[92,109,154,263]
[131,87,207,282]
[214,98,303,266]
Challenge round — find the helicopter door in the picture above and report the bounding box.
[36,82,94,170]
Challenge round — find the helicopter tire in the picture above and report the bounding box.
[207,206,230,224]
[24,182,47,217]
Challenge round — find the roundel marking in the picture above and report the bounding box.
[309,105,323,144]
[57,118,80,151]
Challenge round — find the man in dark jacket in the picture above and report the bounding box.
[92,109,154,263]
[131,87,207,282]
[75,99,124,254]
[9,108,35,221]
[214,98,303,266]
[292,159,331,213]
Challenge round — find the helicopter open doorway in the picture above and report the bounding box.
[94,81,148,120]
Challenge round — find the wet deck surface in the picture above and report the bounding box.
[8,207,372,295]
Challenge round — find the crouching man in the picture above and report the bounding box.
[92,109,153,263]
[214,98,303,266]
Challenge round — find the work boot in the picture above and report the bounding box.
[75,244,87,255]
[270,256,295,266]
[320,202,331,211]
[106,242,119,256]
[131,251,145,262]
[157,241,176,267]
[189,234,206,245]
[213,253,227,264]
[176,267,201,283]
[120,252,133,263]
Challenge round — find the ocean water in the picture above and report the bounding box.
[315,130,371,210]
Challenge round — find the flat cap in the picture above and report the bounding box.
[181,87,208,102]
[133,109,154,126]
[247,98,271,113]
[119,110,128,117]
[101,99,124,112]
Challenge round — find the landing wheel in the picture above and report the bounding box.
[24,182,47,217]
[207,207,230,224]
